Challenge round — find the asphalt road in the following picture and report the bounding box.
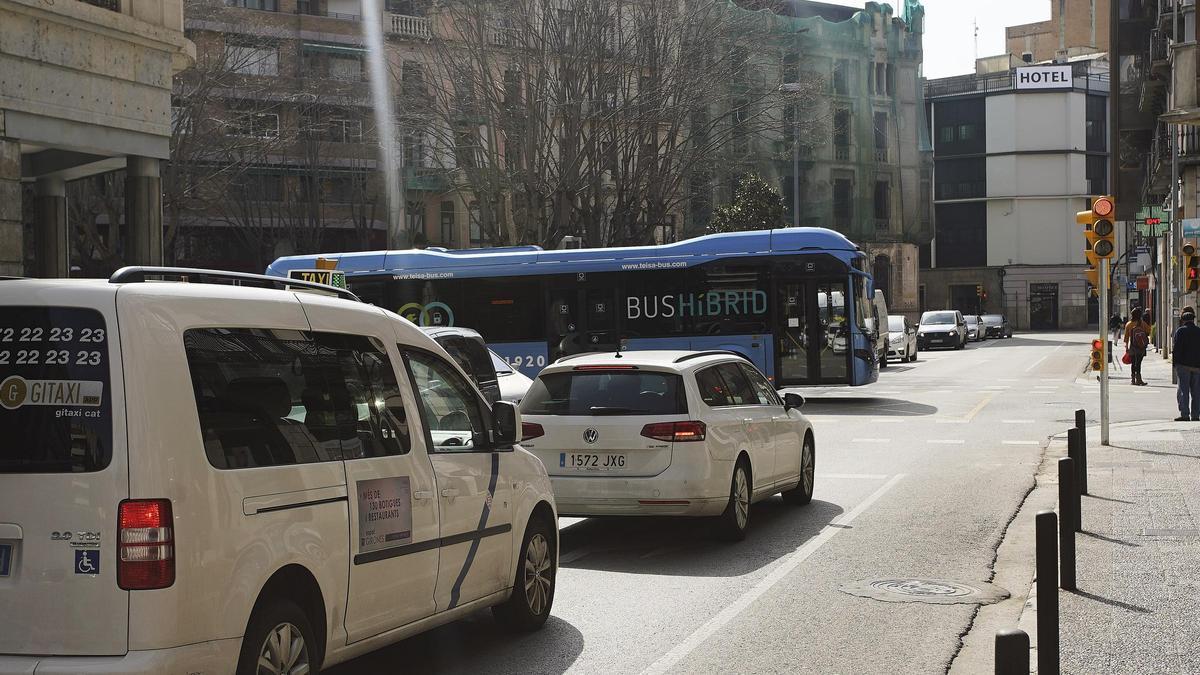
[331,331,1126,675]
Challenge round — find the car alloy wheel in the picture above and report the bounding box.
[257,622,310,675]
[523,532,553,616]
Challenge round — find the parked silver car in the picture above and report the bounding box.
[917,310,968,350]
[964,314,986,342]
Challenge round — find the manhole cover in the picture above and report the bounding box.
[840,578,1009,605]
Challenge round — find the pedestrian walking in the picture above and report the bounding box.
[1124,308,1151,386]
[1172,308,1200,421]
[1109,312,1124,343]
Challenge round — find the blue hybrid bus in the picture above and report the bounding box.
[267,227,879,387]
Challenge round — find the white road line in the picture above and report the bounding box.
[1002,440,1040,445]
[823,473,889,479]
[1025,345,1066,373]
[851,438,891,443]
[928,439,966,445]
[1002,419,1035,424]
[639,474,907,675]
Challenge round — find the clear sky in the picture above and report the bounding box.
[821,0,1054,79]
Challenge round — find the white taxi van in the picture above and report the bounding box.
[0,268,557,674]
[520,351,815,540]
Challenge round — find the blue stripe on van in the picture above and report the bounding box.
[447,452,501,609]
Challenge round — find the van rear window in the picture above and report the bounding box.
[0,307,113,473]
[522,371,685,416]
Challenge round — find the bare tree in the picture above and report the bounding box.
[423,0,824,248]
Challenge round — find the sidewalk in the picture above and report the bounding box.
[953,355,1200,674]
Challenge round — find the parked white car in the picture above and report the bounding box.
[0,269,557,674]
[887,314,918,362]
[519,350,815,540]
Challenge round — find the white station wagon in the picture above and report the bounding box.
[0,268,557,675]
[520,351,815,540]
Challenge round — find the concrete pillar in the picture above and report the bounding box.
[35,177,69,278]
[0,136,21,277]
[125,156,162,266]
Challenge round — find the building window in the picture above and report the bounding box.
[1086,154,1107,194]
[833,59,851,95]
[783,53,800,84]
[227,109,279,138]
[874,179,890,229]
[226,0,278,10]
[469,201,483,244]
[328,54,363,81]
[224,43,278,76]
[934,202,987,268]
[939,126,954,144]
[833,171,854,229]
[1086,95,1106,152]
[935,158,986,200]
[440,201,456,245]
[329,117,363,143]
[873,111,888,162]
[834,108,851,160]
[386,0,427,15]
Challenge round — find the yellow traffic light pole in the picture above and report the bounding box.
[1079,196,1115,445]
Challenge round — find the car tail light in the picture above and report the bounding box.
[521,422,545,441]
[640,421,706,442]
[118,499,174,590]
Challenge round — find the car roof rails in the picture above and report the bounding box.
[673,350,751,364]
[109,266,361,303]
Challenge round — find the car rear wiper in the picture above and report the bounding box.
[588,406,647,415]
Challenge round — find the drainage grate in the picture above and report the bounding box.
[840,578,1009,605]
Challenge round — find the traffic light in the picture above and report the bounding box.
[1089,339,1104,371]
[1077,196,1116,297]
[1185,241,1200,292]
[975,284,983,297]
[1089,338,1104,372]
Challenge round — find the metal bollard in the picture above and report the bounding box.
[1067,428,1088,496]
[1058,458,1077,590]
[1035,510,1060,675]
[995,629,1030,675]
[1074,409,1086,430]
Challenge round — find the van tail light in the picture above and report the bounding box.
[640,421,707,442]
[118,499,175,590]
[521,422,545,441]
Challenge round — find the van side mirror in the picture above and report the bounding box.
[783,392,805,410]
[492,400,519,447]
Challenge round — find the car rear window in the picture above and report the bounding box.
[522,370,686,416]
[0,307,113,473]
[887,316,905,331]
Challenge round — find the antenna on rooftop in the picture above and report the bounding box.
[973,18,979,61]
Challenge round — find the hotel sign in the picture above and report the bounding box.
[1014,65,1073,90]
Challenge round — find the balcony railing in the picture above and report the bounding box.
[80,0,120,10]
[874,147,888,162]
[296,2,360,21]
[388,13,431,40]
[875,217,890,231]
[834,145,851,161]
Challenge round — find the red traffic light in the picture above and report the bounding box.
[1092,196,1114,217]
[1189,268,1199,280]
[1092,339,1103,349]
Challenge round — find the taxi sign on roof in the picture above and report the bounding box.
[287,268,347,291]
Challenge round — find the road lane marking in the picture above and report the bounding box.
[1024,345,1066,373]
[928,439,966,444]
[639,474,907,675]
[823,473,889,479]
[1002,440,1040,445]
[963,394,994,422]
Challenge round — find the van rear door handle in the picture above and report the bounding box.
[413,490,433,500]
[440,488,460,498]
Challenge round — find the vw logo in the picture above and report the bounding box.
[583,428,599,444]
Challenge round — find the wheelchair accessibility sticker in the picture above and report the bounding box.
[75,549,99,575]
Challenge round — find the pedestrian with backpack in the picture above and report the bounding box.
[1172,308,1200,421]
[1124,308,1151,386]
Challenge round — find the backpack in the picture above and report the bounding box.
[1131,324,1149,353]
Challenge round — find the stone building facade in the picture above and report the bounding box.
[0,0,194,276]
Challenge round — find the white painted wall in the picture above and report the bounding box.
[983,90,1094,268]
